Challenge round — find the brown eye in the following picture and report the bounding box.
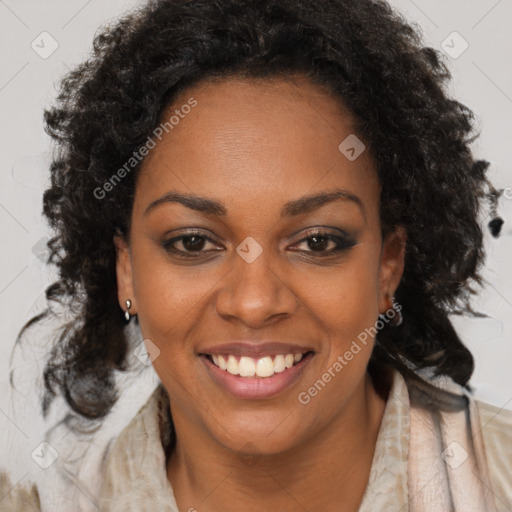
[290,229,356,256]
[181,235,206,251]
[306,234,331,252]
[161,231,222,257]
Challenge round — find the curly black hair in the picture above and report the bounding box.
[13,0,503,422]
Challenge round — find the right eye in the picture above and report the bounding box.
[161,231,224,258]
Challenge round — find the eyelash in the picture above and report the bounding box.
[160,229,356,259]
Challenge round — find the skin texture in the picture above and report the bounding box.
[114,75,406,512]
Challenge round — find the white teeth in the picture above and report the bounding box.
[218,355,227,370]
[227,355,238,375]
[208,352,308,378]
[238,356,256,377]
[284,354,294,369]
[273,355,286,373]
[255,356,274,377]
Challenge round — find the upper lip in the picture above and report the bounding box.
[198,341,315,358]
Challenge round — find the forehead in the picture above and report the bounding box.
[133,75,379,220]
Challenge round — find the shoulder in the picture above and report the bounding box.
[474,398,512,510]
[0,470,41,512]
[98,384,176,509]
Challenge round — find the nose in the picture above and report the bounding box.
[215,246,299,329]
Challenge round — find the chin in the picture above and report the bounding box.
[210,410,310,459]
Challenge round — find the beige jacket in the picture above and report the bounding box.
[1,368,511,511]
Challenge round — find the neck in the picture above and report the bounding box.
[167,368,391,512]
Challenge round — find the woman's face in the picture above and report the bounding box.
[115,75,405,456]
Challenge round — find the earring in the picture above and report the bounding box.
[389,296,403,327]
[125,299,132,321]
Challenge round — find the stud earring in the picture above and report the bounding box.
[125,299,132,321]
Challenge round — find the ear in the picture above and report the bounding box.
[113,233,136,314]
[378,226,406,314]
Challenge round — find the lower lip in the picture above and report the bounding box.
[200,353,314,399]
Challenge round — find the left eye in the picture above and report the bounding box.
[290,231,356,255]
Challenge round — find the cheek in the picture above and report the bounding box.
[293,251,381,417]
[129,237,218,335]
[304,247,381,341]
[129,242,214,404]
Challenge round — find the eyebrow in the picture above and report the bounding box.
[144,187,365,218]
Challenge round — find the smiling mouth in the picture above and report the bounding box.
[200,351,315,378]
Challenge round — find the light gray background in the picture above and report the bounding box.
[1,0,511,490]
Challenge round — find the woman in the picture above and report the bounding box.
[1,0,511,510]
